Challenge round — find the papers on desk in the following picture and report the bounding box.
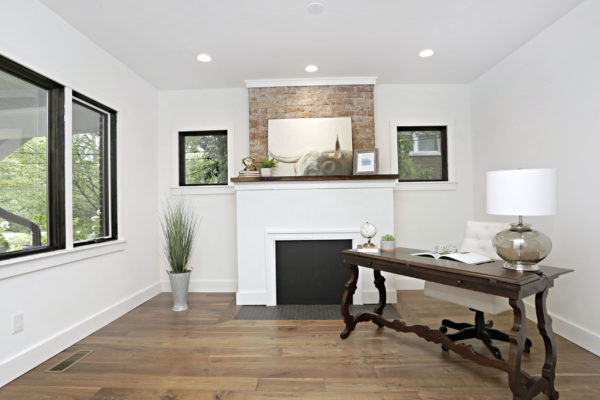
[411,251,493,265]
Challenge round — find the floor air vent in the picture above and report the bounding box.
[46,350,93,373]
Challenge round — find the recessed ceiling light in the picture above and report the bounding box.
[196,53,212,63]
[307,2,325,14]
[305,64,319,73]
[418,49,435,58]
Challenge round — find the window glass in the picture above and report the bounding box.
[179,131,228,185]
[397,126,447,181]
[0,69,49,253]
[72,100,110,242]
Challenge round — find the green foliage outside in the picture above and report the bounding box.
[185,135,227,184]
[0,133,104,252]
[397,134,434,180]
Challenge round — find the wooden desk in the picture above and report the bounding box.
[340,247,572,400]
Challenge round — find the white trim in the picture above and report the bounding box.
[389,120,456,184]
[524,299,600,357]
[395,277,425,290]
[236,290,267,305]
[395,181,458,191]
[0,240,127,280]
[245,76,377,88]
[233,179,397,192]
[172,124,235,188]
[264,229,364,306]
[161,279,237,292]
[0,282,160,387]
[409,151,442,157]
[169,186,235,196]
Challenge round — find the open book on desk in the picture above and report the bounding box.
[411,251,493,265]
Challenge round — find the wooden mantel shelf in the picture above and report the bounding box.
[230,174,398,183]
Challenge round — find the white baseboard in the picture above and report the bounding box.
[363,289,398,304]
[524,299,600,357]
[396,277,425,290]
[161,279,237,293]
[0,282,161,388]
[236,291,267,305]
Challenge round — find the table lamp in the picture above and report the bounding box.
[487,168,557,271]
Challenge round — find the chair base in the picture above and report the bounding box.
[439,309,532,360]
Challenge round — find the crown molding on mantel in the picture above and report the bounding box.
[245,76,377,88]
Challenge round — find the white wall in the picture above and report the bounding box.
[375,85,473,251]
[471,0,600,355]
[157,89,248,292]
[0,0,160,385]
[157,84,473,291]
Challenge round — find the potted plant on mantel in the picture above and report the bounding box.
[161,200,199,311]
[258,156,277,177]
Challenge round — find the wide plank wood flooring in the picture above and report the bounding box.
[1,291,599,399]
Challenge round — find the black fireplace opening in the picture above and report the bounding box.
[275,239,353,305]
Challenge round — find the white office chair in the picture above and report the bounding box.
[424,220,532,359]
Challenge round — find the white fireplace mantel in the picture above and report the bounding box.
[233,178,397,306]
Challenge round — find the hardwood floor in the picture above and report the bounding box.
[1,291,599,399]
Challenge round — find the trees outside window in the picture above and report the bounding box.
[178,131,228,186]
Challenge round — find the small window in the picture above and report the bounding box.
[72,93,117,246]
[178,131,228,186]
[397,126,448,181]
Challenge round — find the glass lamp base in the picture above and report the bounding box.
[493,221,552,272]
[502,261,540,272]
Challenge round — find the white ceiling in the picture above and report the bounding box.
[39,0,583,90]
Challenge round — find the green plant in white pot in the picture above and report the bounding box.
[380,234,396,253]
[161,200,199,311]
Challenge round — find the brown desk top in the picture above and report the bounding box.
[342,247,572,286]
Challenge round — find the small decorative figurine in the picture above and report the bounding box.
[242,157,256,171]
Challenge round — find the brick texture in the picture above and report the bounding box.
[248,85,375,160]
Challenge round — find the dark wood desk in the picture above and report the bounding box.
[340,247,572,400]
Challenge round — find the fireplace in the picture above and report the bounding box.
[276,239,352,305]
[233,177,397,305]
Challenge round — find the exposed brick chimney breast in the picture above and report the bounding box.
[248,85,375,160]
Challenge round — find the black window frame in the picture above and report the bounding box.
[0,55,65,261]
[397,125,448,182]
[72,91,118,247]
[178,130,228,186]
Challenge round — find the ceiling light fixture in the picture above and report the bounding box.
[305,64,319,73]
[418,49,435,58]
[196,53,212,63]
[307,2,325,15]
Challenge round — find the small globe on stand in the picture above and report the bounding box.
[360,221,377,249]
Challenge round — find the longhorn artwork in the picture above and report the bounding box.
[267,117,353,176]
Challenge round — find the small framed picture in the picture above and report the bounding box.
[353,149,378,175]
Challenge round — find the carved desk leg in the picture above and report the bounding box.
[536,288,559,400]
[372,270,386,327]
[340,264,359,339]
[508,298,527,400]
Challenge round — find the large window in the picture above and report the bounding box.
[72,93,117,245]
[178,130,228,186]
[397,126,448,182]
[0,56,64,259]
[0,54,118,261]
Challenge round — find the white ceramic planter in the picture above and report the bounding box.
[261,168,272,177]
[168,271,191,311]
[380,240,396,253]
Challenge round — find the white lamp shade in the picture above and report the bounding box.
[487,168,557,216]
